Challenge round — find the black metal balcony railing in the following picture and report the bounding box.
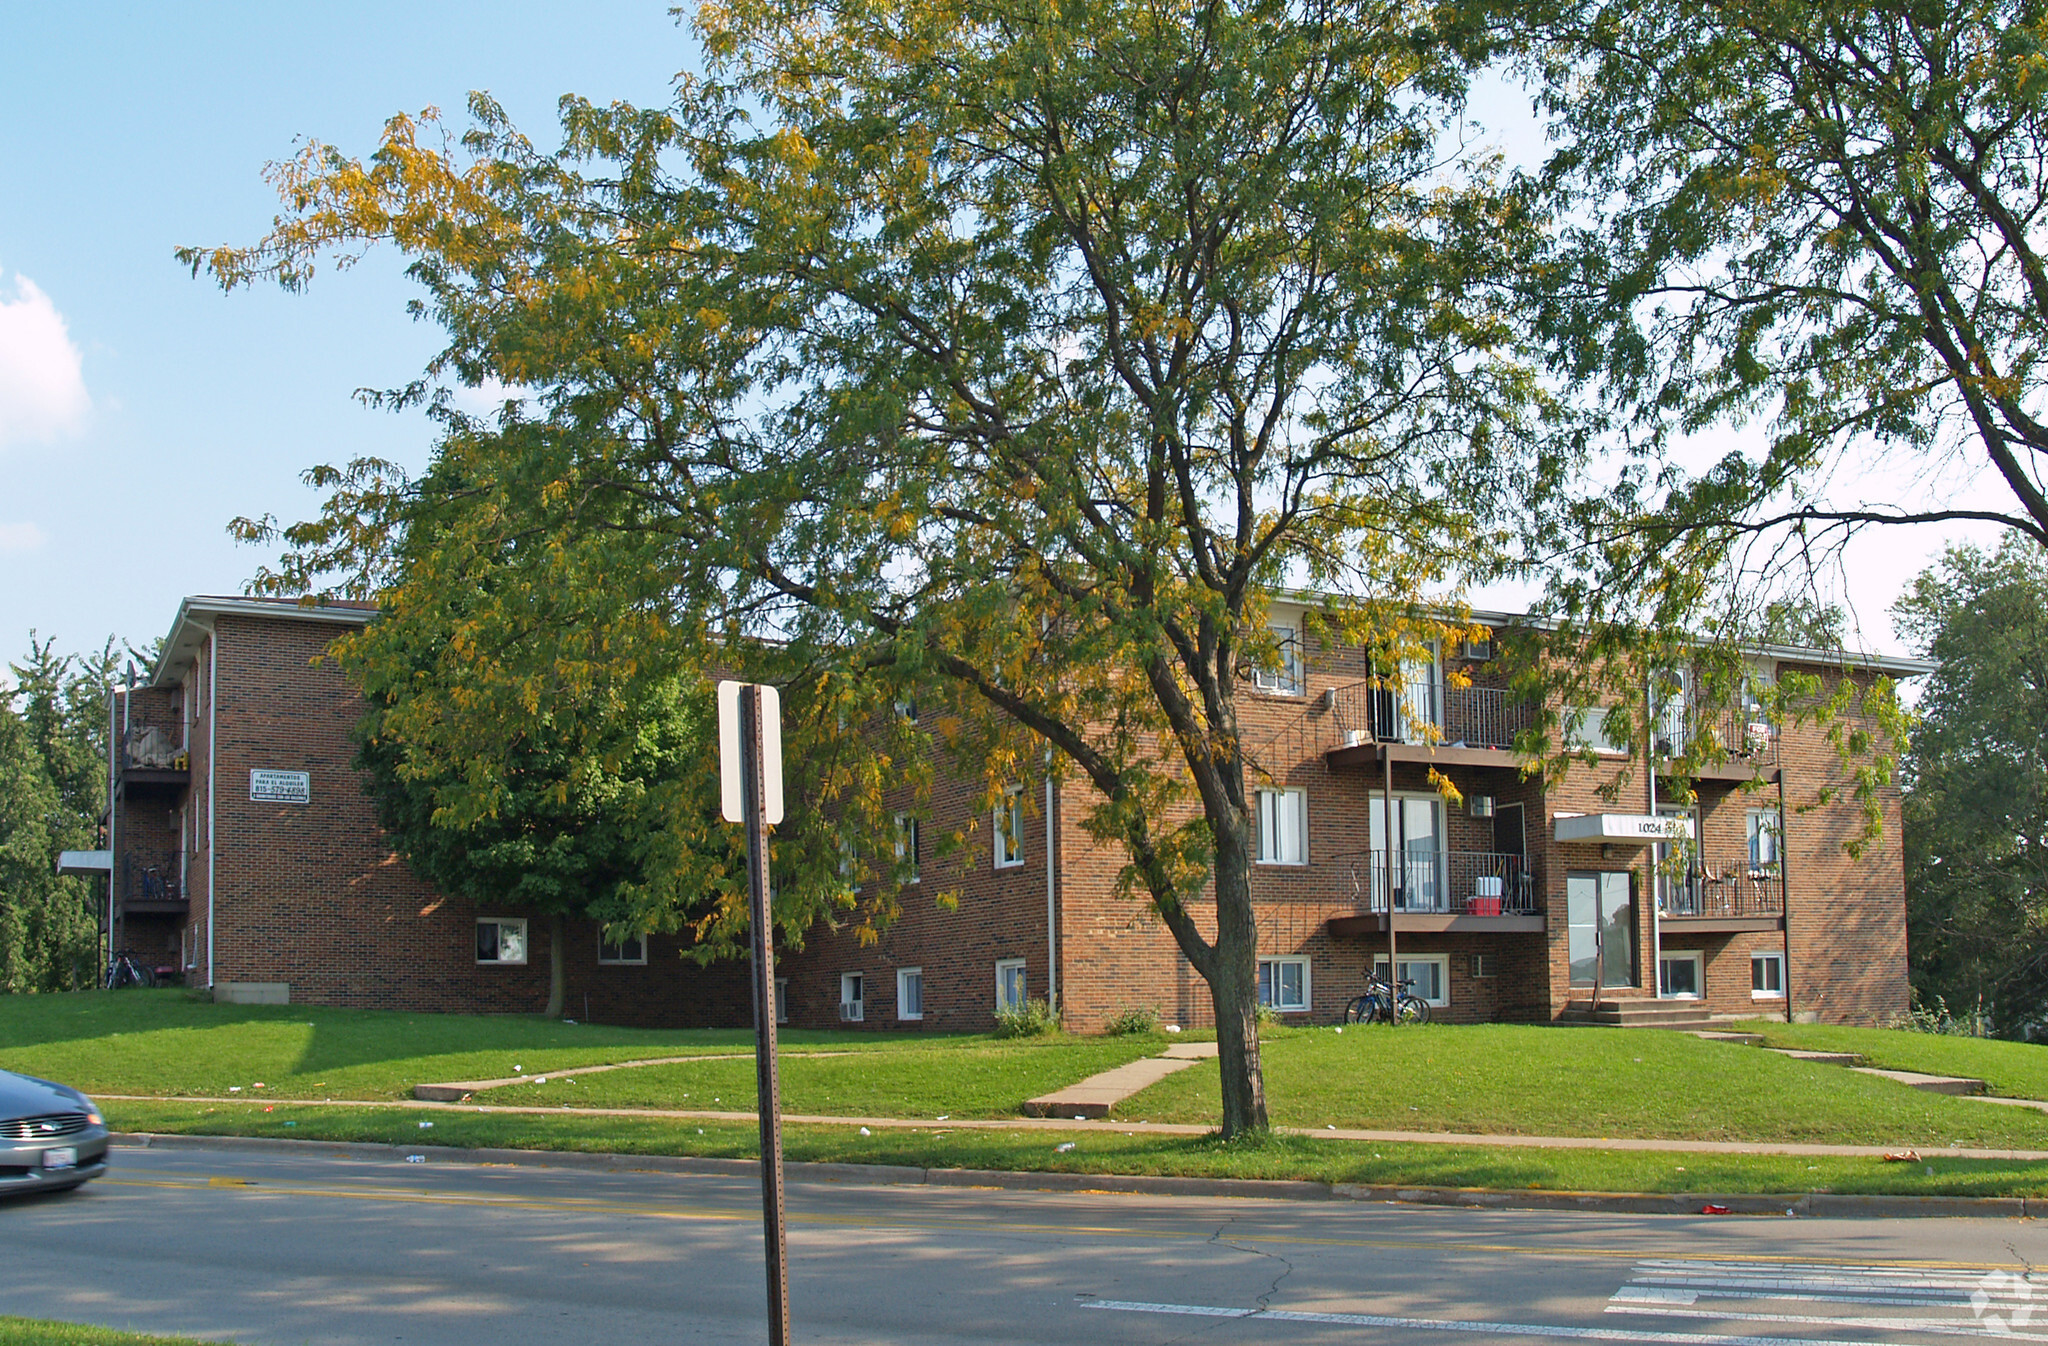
[122,852,183,906]
[1654,701,1780,769]
[1330,678,1532,752]
[1657,863,1784,918]
[1341,850,1542,915]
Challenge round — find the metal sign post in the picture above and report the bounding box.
[719,681,790,1346]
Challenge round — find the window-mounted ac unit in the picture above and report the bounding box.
[1463,638,1493,661]
[1470,954,1498,979]
[838,1002,864,1022]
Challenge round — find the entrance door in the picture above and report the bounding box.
[1493,803,1527,907]
[1567,871,1636,989]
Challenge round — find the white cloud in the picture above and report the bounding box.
[0,521,47,553]
[446,376,532,417]
[0,268,90,447]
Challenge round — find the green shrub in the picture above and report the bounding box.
[1889,994,1993,1038]
[993,997,1060,1039]
[1102,1006,1161,1036]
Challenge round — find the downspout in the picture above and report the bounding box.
[201,623,218,991]
[1045,755,1058,1015]
[1383,747,1397,992]
[105,680,117,979]
[1778,769,1793,1023]
[1647,670,1660,998]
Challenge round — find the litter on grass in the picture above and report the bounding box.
[406,1155,426,1164]
[859,1127,871,1136]
[1055,1142,1076,1153]
[419,1121,434,1129]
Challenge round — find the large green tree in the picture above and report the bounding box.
[0,638,118,992]
[337,420,728,1018]
[1523,0,2048,609]
[1895,537,2048,1034]
[191,0,1555,1134]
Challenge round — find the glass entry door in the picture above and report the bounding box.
[1370,796,1443,911]
[1567,870,1636,988]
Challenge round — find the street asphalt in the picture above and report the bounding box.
[6,1139,2048,1345]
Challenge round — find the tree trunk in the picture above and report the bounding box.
[1206,821,1268,1138]
[544,910,566,1019]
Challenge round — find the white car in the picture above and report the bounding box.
[0,1070,109,1196]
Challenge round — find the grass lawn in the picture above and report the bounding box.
[0,989,996,1101]
[1734,1021,2048,1099]
[103,1097,2048,1199]
[0,1320,226,1346]
[1116,1024,2048,1149]
[476,1035,1158,1118]
[20,991,2048,1196]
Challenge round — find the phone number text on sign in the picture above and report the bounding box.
[250,770,311,804]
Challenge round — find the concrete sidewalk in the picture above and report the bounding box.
[97,1092,2048,1162]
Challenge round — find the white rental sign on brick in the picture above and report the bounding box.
[250,769,311,804]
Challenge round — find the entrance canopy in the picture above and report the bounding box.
[55,850,112,876]
[1552,814,1694,846]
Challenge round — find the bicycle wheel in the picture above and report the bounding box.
[1394,994,1430,1025]
[1343,995,1377,1024]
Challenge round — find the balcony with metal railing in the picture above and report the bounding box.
[1654,698,1780,779]
[1322,677,1536,771]
[1323,850,1546,936]
[1655,861,1784,930]
[119,850,185,913]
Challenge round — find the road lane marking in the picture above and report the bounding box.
[1607,1258,2044,1340]
[1607,1304,2048,1341]
[1084,1298,1891,1344]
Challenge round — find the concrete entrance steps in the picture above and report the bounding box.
[1852,1066,1987,1096]
[1699,1040,1989,1096]
[1556,1000,1720,1030]
[1021,1042,1217,1119]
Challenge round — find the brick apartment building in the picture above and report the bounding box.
[101,594,1928,1031]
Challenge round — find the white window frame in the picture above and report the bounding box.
[1564,705,1632,757]
[1255,786,1309,866]
[1374,954,1450,1008]
[1752,951,1786,999]
[897,966,924,1021]
[1747,809,1782,872]
[893,813,920,884]
[995,958,1027,1012]
[840,971,865,1021]
[994,786,1026,869]
[1658,950,1704,1000]
[476,917,529,966]
[599,931,648,965]
[774,978,789,1024]
[1252,622,1306,695]
[1257,956,1311,1013]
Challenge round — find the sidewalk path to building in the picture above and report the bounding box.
[411,1051,856,1102]
[1021,1041,1217,1118]
[96,1092,2048,1161]
[1694,1031,1993,1096]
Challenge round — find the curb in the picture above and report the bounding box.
[111,1132,2038,1220]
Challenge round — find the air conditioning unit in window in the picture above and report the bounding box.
[838,1001,864,1022]
[1470,954,1497,978]
[1462,638,1493,661]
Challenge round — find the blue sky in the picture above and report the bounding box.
[0,2,688,664]
[0,5,2000,668]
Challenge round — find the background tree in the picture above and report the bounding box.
[1895,537,2048,1034]
[190,0,1555,1134]
[1523,0,2048,614]
[0,637,119,992]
